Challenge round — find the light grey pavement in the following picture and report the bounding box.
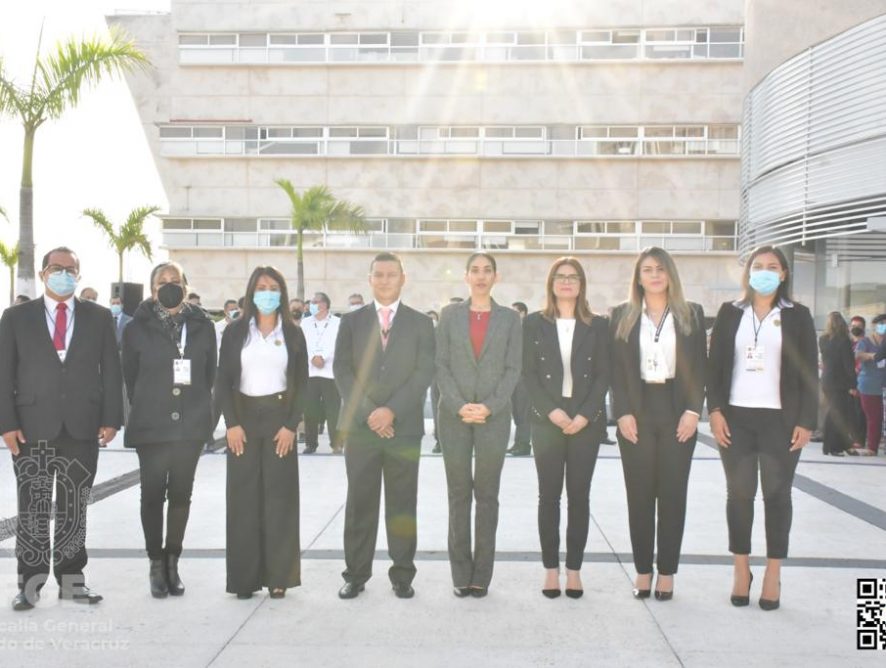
[0,422,884,667]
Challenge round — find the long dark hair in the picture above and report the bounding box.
[235,266,296,338]
[541,257,594,325]
[823,311,849,341]
[739,245,793,305]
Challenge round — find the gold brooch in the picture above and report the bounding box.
[773,319,781,327]
[275,339,283,346]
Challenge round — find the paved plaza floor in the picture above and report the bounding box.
[0,422,884,667]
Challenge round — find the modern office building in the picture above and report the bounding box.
[110,0,747,312]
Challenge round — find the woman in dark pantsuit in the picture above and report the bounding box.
[215,266,308,599]
[522,257,609,598]
[819,312,857,456]
[610,247,706,601]
[435,253,522,597]
[708,246,818,611]
[122,261,217,598]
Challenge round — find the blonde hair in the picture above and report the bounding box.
[615,247,693,341]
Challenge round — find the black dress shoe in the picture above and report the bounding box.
[507,443,531,456]
[393,583,415,599]
[431,443,442,454]
[58,585,103,604]
[469,586,488,598]
[303,445,317,454]
[565,588,583,599]
[149,558,168,598]
[730,572,753,607]
[601,437,616,445]
[632,588,651,599]
[453,587,471,597]
[759,580,780,611]
[269,588,286,599]
[338,582,365,599]
[654,590,673,601]
[12,591,37,611]
[542,588,561,599]
[236,593,253,600]
[166,554,185,596]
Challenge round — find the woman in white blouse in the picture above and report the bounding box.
[215,266,309,599]
[707,246,818,610]
[610,247,706,601]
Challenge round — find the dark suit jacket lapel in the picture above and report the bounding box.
[32,297,63,365]
[570,317,591,377]
[65,298,87,364]
[477,301,505,363]
[626,316,642,380]
[455,302,474,365]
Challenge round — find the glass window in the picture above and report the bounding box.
[193,127,223,138]
[607,222,637,234]
[575,222,606,234]
[418,220,446,232]
[516,32,545,45]
[360,33,388,45]
[259,219,290,230]
[269,34,297,45]
[709,125,739,139]
[675,126,705,138]
[575,236,621,250]
[358,127,388,138]
[515,127,543,138]
[387,219,415,234]
[420,33,446,45]
[706,221,737,236]
[515,221,541,234]
[646,30,675,42]
[297,34,324,45]
[329,127,358,138]
[179,34,209,46]
[485,128,513,138]
[225,126,246,140]
[609,126,639,138]
[239,33,267,47]
[159,127,191,138]
[208,34,236,46]
[544,221,573,235]
[580,127,608,138]
[292,127,323,137]
[675,30,695,42]
[450,33,471,44]
[330,34,358,45]
[672,222,702,234]
[550,126,576,140]
[163,219,191,229]
[391,32,419,46]
[710,28,742,43]
[612,30,640,44]
[394,126,418,140]
[194,219,222,230]
[644,127,674,138]
[581,31,611,43]
[267,128,292,138]
[483,220,512,233]
[641,222,669,234]
[224,218,256,232]
[695,29,709,43]
[449,221,477,233]
[450,127,479,138]
[486,32,515,44]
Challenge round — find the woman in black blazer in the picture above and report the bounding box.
[818,312,857,456]
[707,245,818,611]
[122,261,217,599]
[522,257,609,598]
[215,266,308,599]
[610,247,706,601]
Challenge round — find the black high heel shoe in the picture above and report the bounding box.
[632,574,652,600]
[730,572,753,607]
[542,588,561,599]
[759,580,780,611]
[565,588,583,599]
[654,575,674,601]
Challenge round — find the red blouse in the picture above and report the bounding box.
[470,310,491,360]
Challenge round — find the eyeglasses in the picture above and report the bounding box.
[45,265,78,276]
[553,274,581,284]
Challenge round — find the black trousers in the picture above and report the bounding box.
[304,377,341,449]
[342,432,420,586]
[719,406,801,559]
[532,399,602,570]
[227,393,301,594]
[14,434,98,592]
[136,441,203,560]
[511,380,531,447]
[617,382,695,575]
[822,387,853,454]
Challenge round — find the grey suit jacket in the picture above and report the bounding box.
[435,299,523,419]
[114,312,133,346]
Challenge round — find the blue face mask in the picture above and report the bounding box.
[253,290,281,315]
[876,324,886,336]
[308,302,320,316]
[46,271,78,297]
[748,269,781,296]
[110,304,123,316]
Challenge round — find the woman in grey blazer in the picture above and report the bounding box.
[435,253,523,597]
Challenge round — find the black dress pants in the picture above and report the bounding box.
[822,387,852,455]
[304,377,341,449]
[136,441,203,560]
[342,432,420,586]
[617,382,695,575]
[226,393,301,594]
[719,406,801,559]
[14,433,98,592]
[532,399,602,571]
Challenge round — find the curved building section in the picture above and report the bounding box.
[739,13,886,258]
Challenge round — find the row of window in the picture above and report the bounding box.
[158,124,741,158]
[161,217,738,252]
[178,26,744,65]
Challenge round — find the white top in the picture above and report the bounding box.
[215,318,229,356]
[43,294,76,350]
[301,313,340,379]
[556,318,575,398]
[639,301,677,382]
[239,317,288,396]
[729,304,783,409]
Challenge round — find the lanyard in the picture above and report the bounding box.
[652,305,670,343]
[751,308,773,347]
[45,304,75,338]
[176,323,187,359]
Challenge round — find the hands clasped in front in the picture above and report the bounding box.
[617,411,699,445]
[227,425,297,457]
[710,410,810,452]
[459,403,491,425]
[548,408,588,435]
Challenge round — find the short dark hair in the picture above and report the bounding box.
[15,294,30,303]
[313,292,331,309]
[370,252,404,273]
[237,296,245,309]
[512,301,528,315]
[289,298,304,307]
[187,292,200,301]
[348,293,364,302]
[850,315,866,328]
[465,252,497,273]
[41,247,79,271]
[224,299,237,309]
[873,313,886,325]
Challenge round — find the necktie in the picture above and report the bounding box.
[53,302,67,351]
[380,307,392,350]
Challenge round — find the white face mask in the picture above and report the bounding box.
[349,303,362,311]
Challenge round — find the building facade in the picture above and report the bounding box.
[110,0,746,313]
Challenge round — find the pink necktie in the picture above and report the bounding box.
[53,303,67,351]
[380,307,392,350]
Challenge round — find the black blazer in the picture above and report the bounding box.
[333,302,435,439]
[819,335,856,393]
[0,297,123,441]
[122,300,217,447]
[521,311,610,440]
[214,316,309,432]
[706,300,818,430]
[609,301,707,420]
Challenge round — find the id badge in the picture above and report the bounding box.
[644,346,667,384]
[744,345,765,372]
[173,358,192,386]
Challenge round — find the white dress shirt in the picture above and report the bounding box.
[556,318,575,398]
[301,313,340,379]
[239,317,288,396]
[639,301,677,382]
[43,293,76,350]
[375,299,401,342]
[729,304,783,409]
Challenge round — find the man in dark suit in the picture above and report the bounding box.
[334,252,435,599]
[0,247,123,611]
[110,295,133,347]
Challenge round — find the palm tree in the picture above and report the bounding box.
[0,240,18,306]
[82,206,157,283]
[274,181,367,299]
[0,25,150,296]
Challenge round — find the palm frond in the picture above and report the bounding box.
[82,207,117,247]
[0,205,7,223]
[120,205,158,260]
[327,199,367,233]
[0,59,27,120]
[0,240,19,268]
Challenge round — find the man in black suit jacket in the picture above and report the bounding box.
[334,252,435,600]
[0,247,123,611]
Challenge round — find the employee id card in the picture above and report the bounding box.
[744,345,765,372]
[644,345,669,383]
[173,358,192,385]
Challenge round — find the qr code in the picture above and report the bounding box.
[857,578,886,650]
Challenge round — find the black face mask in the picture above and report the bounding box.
[157,283,185,309]
[290,311,302,320]
[851,327,864,338]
